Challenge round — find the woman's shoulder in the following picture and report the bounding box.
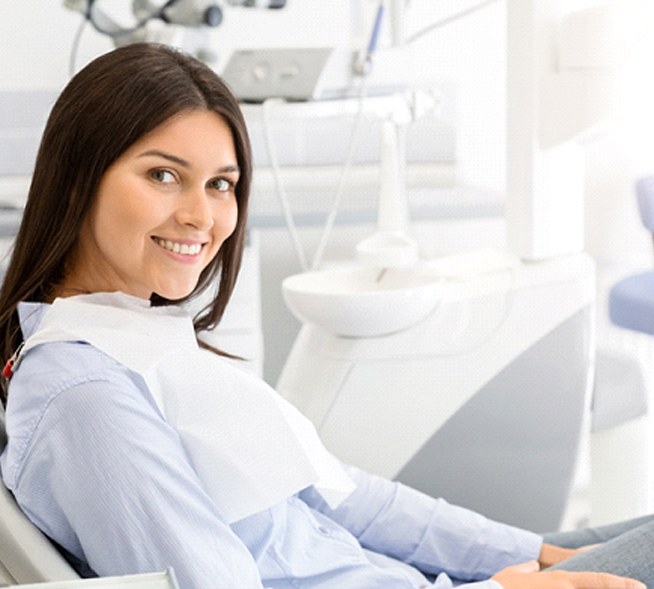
[5,339,154,446]
[2,340,161,488]
[14,300,144,388]
[14,338,136,393]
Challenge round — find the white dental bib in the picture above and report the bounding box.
[21,292,354,523]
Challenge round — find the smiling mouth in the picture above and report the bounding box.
[154,238,203,256]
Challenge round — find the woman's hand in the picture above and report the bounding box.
[492,561,645,589]
[539,543,599,568]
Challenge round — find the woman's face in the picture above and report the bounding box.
[65,109,240,301]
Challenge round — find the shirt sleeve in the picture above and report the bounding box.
[299,462,543,581]
[11,377,266,589]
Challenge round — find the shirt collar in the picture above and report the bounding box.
[17,302,49,340]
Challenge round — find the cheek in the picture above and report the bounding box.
[216,200,239,240]
[95,179,152,246]
[206,201,239,263]
[228,203,239,236]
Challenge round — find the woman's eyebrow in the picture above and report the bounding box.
[217,164,241,175]
[138,150,240,174]
[139,149,189,167]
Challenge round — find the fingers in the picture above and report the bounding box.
[540,544,581,568]
[492,564,646,589]
[504,560,541,574]
[579,572,645,589]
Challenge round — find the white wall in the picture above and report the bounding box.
[1,3,108,90]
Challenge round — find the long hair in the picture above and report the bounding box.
[0,43,252,405]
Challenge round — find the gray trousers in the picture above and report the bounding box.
[544,515,654,586]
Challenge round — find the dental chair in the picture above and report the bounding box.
[0,409,79,584]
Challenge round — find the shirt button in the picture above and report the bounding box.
[317,526,330,535]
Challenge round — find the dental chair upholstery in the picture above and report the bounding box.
[0,409,79,584]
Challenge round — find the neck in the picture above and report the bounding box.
[48,285,92,301]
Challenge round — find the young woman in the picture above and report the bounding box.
[0,42,651,589]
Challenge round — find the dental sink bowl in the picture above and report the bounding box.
[282,266,442,338]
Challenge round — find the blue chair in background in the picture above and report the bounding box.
[609,175,654,335]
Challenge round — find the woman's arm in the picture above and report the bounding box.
[299,464,643,589]
[299,461,542,580]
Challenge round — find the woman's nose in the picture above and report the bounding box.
[176,186,214,231]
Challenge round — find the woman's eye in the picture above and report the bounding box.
[210,178,232,192]
[151,169,176,184]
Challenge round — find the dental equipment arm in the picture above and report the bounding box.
[62,0,286,46]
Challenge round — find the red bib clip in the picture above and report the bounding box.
[2,343,24,379]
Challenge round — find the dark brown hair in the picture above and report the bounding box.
[0,43,252,405]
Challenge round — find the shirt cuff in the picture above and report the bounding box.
[410,497,543,580]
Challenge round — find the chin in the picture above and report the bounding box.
[154,285,197,302]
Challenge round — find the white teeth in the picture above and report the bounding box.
[156,239,202,256]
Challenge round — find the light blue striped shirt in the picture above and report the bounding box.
[1,302,542,589]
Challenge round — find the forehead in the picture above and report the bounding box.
[126,109,236,159]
